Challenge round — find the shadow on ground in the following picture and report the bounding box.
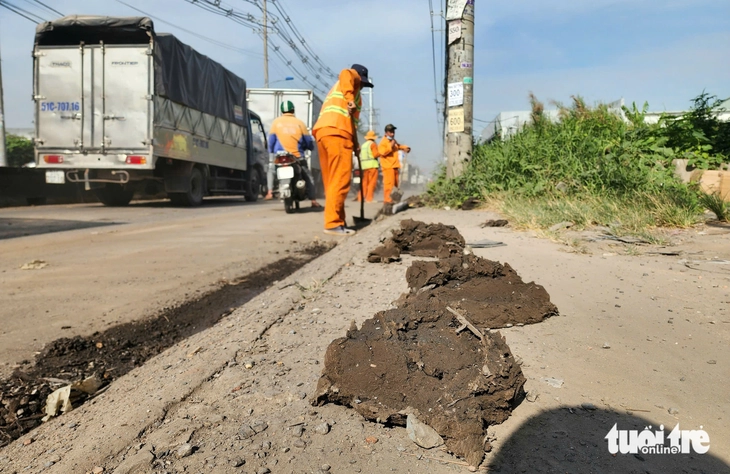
[0,218,120,240]
[487,407,728,474]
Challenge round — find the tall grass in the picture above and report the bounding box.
[426,94,723,232]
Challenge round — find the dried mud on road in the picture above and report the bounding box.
[314,221,557,468]
[0,242,333,448]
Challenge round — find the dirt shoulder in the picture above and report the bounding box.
[1,207,728,473]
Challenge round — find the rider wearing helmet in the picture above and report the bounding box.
[266,101,321,208]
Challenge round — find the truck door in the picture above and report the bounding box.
[102,46,151,151]
[249,115,268,169]
[35,47,83,149]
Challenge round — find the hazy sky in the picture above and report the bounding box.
[1,0,729,173]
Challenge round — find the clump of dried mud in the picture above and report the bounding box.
[313,306,525,467]
[315,220,558,468]
[404,253,558,330]
[368,219,465,263]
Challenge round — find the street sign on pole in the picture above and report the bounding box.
[445,0,474,178]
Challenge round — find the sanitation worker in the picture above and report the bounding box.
[267,100,321,208]
[357,130,381,203]
[378,123,410,203]
[313,64,373,235]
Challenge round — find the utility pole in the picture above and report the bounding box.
[368,78,374,132]
[0,43,7,167]
[262,0,269,88]
[445,0,474,178]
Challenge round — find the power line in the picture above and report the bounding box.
[115,0,263,59]
[268,0,336,79]
[233,0,336,81]
[0,0,43,23]
[182,0,329,93]
[199,0,333,88]
[24,0,62,17]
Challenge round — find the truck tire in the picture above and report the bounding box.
[95,183,135,207]
[169,167,204,207]
[244,170,260,202]
[256,166,268,197]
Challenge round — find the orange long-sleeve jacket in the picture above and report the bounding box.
[313,69,362,141]
[377,137,409,169]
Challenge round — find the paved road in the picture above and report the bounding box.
[0,196,384,377]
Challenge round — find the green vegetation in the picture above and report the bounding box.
[5,134,34,168]
[698,192,729,222]
[428,92,730,234]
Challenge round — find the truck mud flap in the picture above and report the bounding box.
[164,161,196,193]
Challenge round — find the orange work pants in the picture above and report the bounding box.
[382,168,400,203]
[317,135,353,229]
[357,168,378,202]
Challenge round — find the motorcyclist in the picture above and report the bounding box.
[266,101,321,208]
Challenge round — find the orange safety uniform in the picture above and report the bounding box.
[378,137,409,203]
[313,68,362,229]
[357,139,381,202]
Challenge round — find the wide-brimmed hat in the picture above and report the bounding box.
[365,130,377,141]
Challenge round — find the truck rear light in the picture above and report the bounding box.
[43,155,64,164]
[125,155,147,165]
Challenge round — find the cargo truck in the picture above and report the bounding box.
[246,88,324,197]
[33,16,268,206]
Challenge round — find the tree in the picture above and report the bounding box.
[5,134,34,167]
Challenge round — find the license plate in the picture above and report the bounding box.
[45,170,65,184]
[277,166,294,180]
[353,177,361,184]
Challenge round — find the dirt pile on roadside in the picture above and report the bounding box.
[316,221,558,468]
[312,305,525,468]
[368,219,465,263]
[404,254,558,329]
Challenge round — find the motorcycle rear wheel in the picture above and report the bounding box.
[284,197,295,214]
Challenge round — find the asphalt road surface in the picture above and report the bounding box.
[0,196,384,378]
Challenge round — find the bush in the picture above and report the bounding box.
[5,134,34,168]
[426,93,728,231]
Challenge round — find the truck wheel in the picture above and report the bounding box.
[245,170,260,202]
[169,167,204,207]
[256,166,268,197]
[95,183,135,207]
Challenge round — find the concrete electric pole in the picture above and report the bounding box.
[0,44,7,167]
[262,0,269,88]
[368,79,374,132]
[445,0,474,178]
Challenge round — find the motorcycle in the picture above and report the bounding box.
[274,151,308,213]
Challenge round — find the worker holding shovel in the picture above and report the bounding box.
[313,64,374,236]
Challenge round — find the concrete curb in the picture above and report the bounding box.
[0,217,398,474]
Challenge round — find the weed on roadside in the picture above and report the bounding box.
[426,92,726,235]
[699,192,729,222]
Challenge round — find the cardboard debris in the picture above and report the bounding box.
[43,375,103,421]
